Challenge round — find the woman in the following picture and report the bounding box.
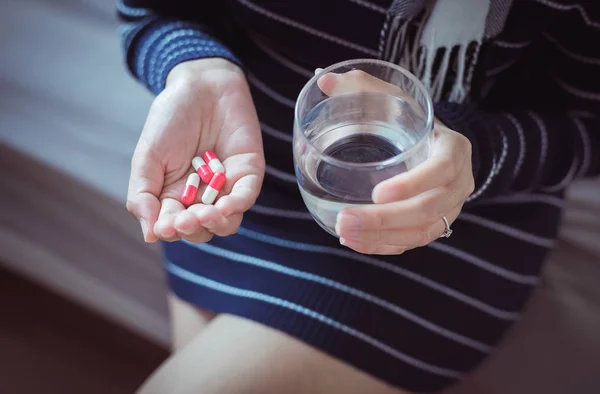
[118,1,599,393]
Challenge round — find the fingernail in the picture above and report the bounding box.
[139,219,149,241]
[204,220,216,230]
[337,212,361,231]
[315,68,324,75]
[339,237,346,245]
[334,218,342,236]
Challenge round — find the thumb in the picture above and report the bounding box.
[316,69,414,104]
[127,150,163,243]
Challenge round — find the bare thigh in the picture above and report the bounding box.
[138,314,411,394]
[168,293,217,351]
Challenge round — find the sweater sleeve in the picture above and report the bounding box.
[434,5,600,202]
[117,0,241,94]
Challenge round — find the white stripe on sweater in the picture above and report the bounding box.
[183,241,492,352]
[486,60,517,77]
[120,21,152,51]
[540,156,579,193]
[493,40,531,49]
[427,242,540,285]
[527,112,549,188]
[505,114,526,184]
[347,0,387,14]
[251,35,315,78]
[553,75,600,101]
[570,113,592,177]
[466,125,508,202]
[457,212,554,248]
[266,165,298,183]
[119,22,138,42]
[151,36,217,89]
[475,194,565,208]
[533,0,600,28]
[248,73,296,108]
[237,0,379,56]
[117,1,152,18]
[261,122,294,142]
[250,204,553,249]
[136,23,183,80]
[250,204,313,219]
[167,262,463,378]
[152,45,230,91]
[236,227,520,320]
[544,33,600,66]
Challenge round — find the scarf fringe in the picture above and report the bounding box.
[380,2,488,104]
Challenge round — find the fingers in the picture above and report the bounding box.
[126,192,161,243]
[339,204,462,255]
[172,161,261,240]
[211,213,244,237]
[163,154,262,242]
[184,204,242,238]
[341,244,408,256]
[316,69,410,100]
[215,173,263,217]
[338,172,470,232]
[173,210,214,244]
[161,201,240,244]
[154,198,184,241]
[311,68,474,256]
[372,128,473,204]
[334,127,473,255]
[127,150,164,243]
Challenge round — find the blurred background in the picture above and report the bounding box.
[1,0,600,393]
[0,0,166,393]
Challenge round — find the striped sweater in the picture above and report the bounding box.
[117,2,599,391]
[118,0,599,201]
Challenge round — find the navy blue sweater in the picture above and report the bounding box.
[118,0,599,201]
[117,3,600,391]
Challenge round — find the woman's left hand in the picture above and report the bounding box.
[317,69,475,255]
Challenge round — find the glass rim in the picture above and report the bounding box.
[294,58,434,169]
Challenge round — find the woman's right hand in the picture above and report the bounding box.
[127,58,265,243]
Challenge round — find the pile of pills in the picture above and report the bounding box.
[181,150,226,206]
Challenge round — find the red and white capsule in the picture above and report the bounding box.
[181,173,200,206]
[192,156,214,184]
[201,172,226,205]
[202,150,225,174]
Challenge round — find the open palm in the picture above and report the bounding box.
[127,60,265,243]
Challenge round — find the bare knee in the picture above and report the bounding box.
[168,293,217,352]
[138,314,409,394]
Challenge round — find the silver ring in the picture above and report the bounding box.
[440,216,453,238]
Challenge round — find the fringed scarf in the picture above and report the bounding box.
[379,0,513,103]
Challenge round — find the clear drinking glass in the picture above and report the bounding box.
[293,59,434,236]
